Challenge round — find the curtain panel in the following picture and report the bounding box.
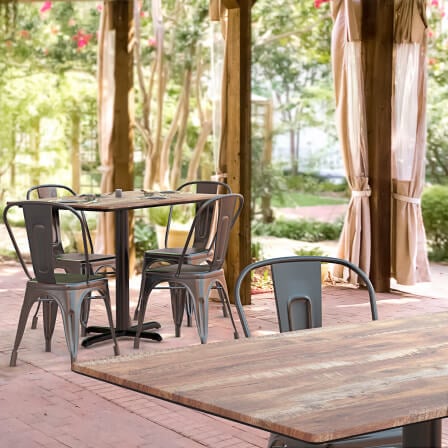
[331,0,371,283]
[391,0,430,284]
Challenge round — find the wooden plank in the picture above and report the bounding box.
[74,312,448,444]
[362,0,394,292]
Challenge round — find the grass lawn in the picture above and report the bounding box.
[272,192,349,208]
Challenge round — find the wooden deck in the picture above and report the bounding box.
[1,260,447,447]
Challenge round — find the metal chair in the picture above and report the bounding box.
[26,184,116,333]
[4,200,120,366]
[134,193,244,346]
[134,180,232,324]
[234,256,402,448]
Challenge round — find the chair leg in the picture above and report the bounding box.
[58,292,82,364]
[80,299,91,337]
[134,279,153,349]
[101,284,120,356]
[185,280,209,344]
[217,283,240,340]
[42,300,58,352]
[169,284,187,337]
[134,258,150,321]
[185,293,194,327]
[195,294,208,344]
[10,290,38,367]
[217,276,229,318]
[31,301,41,329]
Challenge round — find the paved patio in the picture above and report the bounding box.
[1,259,448,447]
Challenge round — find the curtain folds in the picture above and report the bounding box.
[332,0,430,286]
[391,0,430,284]
[331,0,371,282]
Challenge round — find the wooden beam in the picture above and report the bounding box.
[362,0,394,292]
[221,0,240,9]
[224,1,252,305]
[110,0,135,271]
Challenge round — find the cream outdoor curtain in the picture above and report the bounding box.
[210,0,229,183]
[96,3,116,254]
[391,0,431,284]
[331,0,371,282]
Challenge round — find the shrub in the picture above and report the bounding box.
[134,219,158,260]
[252,218,343,242]
[294,246,327,256]
[422,185,448,261]
[285,173,349,195]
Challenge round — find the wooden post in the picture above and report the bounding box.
[224,1,252,304]
[362,0,394,292]
[111,0,135,270]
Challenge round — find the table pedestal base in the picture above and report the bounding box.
[81,321,162,347]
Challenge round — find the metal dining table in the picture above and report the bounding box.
[59,189,215,347]
[73,311,448,447]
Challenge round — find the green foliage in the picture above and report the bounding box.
[252,1,335,173]
[285,174,349,195]
[271,192,347,208]
[422,185,448,261]
[0,2,99,198]
[0,2,99,74]
[134,0,211,186]
[426,3,448,183]
[251,241,264,261]
[294,246,326,256]
[134,219,157,260]
[253,218,343,242]
[147,205,192,226]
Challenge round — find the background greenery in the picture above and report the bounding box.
[1,1,448,261]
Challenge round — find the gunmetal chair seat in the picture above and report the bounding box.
[234,256,402,448]
[134,193,243,345]
[4,200,120,366]
[134,180,232,324]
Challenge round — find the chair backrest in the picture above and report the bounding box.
[26,184,94,254]
[26,184,77,200]
[234,256,378,337]
[4,201,91,284]
[175,193,244,275]
[165,180,232,250]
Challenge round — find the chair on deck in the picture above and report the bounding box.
[134,193,244,345]
[4,200,120,366]
[26,184,116,334]
[134,180,232,325]
[234,256,402,448]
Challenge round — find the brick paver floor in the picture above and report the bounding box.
[1,259,447,447]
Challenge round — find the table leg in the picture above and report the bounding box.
[403,419,442,448]
[115,209,130,331]
[82,209,162,347]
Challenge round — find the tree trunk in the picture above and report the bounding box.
[170,68,192,188]
[30,118,40,186]
[71,112,81,192]
[187,113,212,181]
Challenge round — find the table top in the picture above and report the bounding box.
[13,190,216,212]
[73,312,448,444]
